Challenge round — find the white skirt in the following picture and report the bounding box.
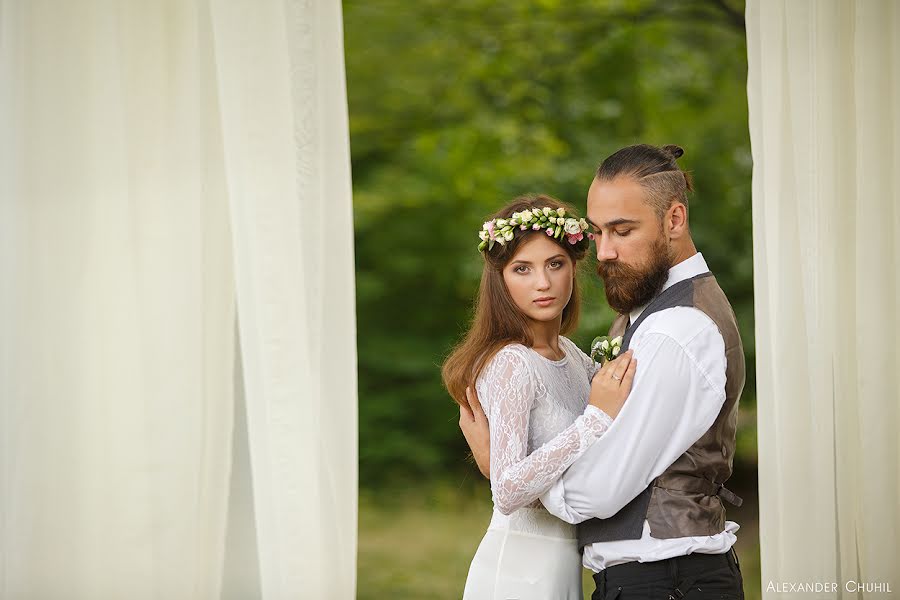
[462,507,583,600]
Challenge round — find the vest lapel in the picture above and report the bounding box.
[608,313,628,339]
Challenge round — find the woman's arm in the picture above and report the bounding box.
[481,347,617,515]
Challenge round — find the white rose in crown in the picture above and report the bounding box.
[590,335,623,365]
[563,218,582,235]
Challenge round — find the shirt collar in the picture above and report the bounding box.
[628,252,709,324]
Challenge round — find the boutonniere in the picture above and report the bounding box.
[590,335,623,365]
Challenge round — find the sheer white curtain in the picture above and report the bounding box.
[211,1,357,598]
[0,1,356,598]
[747,0,899,595]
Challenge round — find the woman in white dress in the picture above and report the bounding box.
[442,195,636,599]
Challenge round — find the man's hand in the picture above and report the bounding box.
[459,386,491,479]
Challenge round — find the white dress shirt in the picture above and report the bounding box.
[539,252,740,571]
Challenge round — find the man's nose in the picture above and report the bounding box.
[596,235,617,261]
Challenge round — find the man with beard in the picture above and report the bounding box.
[460,144,746,599]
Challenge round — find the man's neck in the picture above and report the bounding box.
[672,239,698,265]
[628,250,705,324]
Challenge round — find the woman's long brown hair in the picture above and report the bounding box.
[442,194,589,407]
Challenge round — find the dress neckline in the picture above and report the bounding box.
[527,336,569,366]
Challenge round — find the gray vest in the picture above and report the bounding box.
[577,271,745,548]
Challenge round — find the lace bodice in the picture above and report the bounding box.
[475,336,614,515]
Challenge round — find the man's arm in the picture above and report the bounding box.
[459,386,490,478]
[541,316,726,521]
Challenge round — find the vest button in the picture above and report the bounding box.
[722,444,727,457]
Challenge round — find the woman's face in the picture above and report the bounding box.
[502,234,575,324]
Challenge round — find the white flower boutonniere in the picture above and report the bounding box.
[590,335,623,365]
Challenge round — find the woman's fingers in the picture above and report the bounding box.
[619,357,637,388]
[459,403,473,424]
[612,351,633,381]
[600,350,632,380]
[466,386,485,418]
[459,387,475,424]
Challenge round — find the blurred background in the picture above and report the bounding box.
[343,1,758,598]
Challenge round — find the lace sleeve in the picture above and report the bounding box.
[478,346,613,515]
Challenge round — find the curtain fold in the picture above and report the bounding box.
[0,1,356,598]
[0,2,236,597]
[747,1,900,595]
[209,0,357,597]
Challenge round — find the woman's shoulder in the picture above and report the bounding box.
[559,335,588,356]
[476,343,534,385]
[488,342,533,368]
[559,336,595,369]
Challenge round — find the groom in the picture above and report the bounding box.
[460,144,746,599]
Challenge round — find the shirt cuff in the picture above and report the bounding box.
[584,404,615,429]
[540,477,592,524]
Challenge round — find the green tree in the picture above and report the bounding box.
[344,0,753,485]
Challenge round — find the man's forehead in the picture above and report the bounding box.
[588,178,645,201]
[587,179,652,224]
[586,196,650,227]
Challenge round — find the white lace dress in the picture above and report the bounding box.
[462,336,613,600]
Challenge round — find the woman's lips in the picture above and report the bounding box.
[533,297,556,306]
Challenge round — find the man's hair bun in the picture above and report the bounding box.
[662,144,684,159]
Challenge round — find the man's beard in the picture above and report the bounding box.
[597,237,673,314]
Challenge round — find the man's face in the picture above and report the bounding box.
[586,176,674,314]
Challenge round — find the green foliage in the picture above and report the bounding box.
[345,0,754,486]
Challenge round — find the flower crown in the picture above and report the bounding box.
[477,206,592,252]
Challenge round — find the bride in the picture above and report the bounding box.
[442,195,636,599]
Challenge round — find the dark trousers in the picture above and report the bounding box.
[592,548,744,600]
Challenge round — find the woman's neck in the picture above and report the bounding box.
[528,319,563,360]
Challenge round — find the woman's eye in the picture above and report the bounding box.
[549,261,563,269]
[514,266,529,274]
[616,229,632,237]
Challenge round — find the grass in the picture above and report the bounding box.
[357,479,491,599]
[358,472,761,600]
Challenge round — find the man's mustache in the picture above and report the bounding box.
[597,261,641,279]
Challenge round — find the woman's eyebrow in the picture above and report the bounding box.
[510,254,566,266]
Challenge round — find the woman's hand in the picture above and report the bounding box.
[588,349,636,418]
